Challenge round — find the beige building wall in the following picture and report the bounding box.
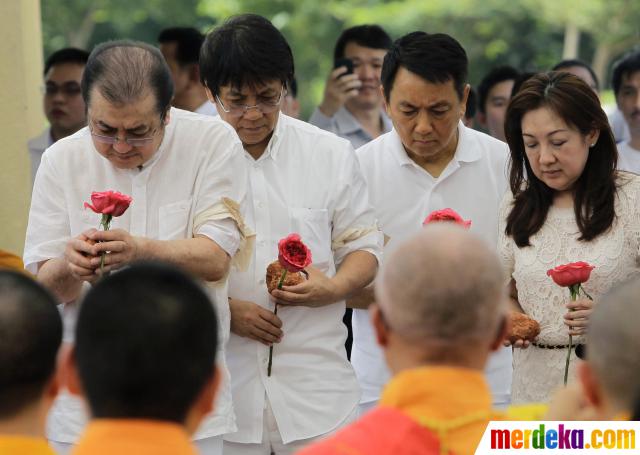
[0,0,45,256]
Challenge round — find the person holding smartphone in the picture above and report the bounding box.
[310,25,393,149]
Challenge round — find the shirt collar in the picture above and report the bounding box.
[334,106,392,137]
[246,111,285,163]
[129,109,174,174]
[389,121,481,168]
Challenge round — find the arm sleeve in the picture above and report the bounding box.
[23,150,70,273]
[330,144,384,267]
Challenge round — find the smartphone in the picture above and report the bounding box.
[334,58,354,77]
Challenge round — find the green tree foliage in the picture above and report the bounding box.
[42,0,639,117]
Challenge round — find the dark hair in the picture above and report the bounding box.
[44,47,89,76]
[504,72,618,247]
[158,27,205,66]
[477,66,520,114]
[510,71,537,97]
[75,262,218,423]
[466,86,477,119]
[552,59,599,91]
[81,40,173,120]
[200,14,294,96]
[333,24,392,63]
[381,32,468,101]
[0,271,62,418]
[612,51,640,97]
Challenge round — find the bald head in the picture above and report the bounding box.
[587,279,640,410]
[375,224,506,347]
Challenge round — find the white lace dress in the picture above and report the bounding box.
[498,174,640,403]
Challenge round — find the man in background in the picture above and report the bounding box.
[28,48,89,182]
[476,65,519,142]
[159,27,218,116]
[612,51,640,173]
[0,271,62,455]
[309,24,393,148]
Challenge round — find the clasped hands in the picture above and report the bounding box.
[230,266,341,345]
[65,228,140,282]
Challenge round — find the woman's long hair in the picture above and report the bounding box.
[504,72,618,247]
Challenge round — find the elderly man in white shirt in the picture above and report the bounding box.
[350,31,513,416]
[199,15,383,455]
[23,41,249,455]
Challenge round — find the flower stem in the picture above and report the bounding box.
[99,214,112,277]
[267,269,288,377]
[564,284,579,386]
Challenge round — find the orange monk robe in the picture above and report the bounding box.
[300,366,510,455]
[0,250,25,272]
[297,406,444,455]
[0,435,57,455]
[71,420,198,455]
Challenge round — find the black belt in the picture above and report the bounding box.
[532,342,586,359]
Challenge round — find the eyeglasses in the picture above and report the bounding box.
[215,87,285,117]
[43,82,82,97]
[89,121,160,147]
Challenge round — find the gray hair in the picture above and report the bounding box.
[375,224,507,346]
[588,278,640,410]
[81,40,174,119]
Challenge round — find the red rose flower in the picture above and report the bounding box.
[84,191,132,217]
[278,233,312,273]
[546,262,595,288]
[423,208,471,228]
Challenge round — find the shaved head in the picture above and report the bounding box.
[375,224,507,349]
[587,279,640,410]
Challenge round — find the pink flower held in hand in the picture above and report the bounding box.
[277,233,312,273]
[546,261,595,288]
[84,191,132,217]
[423,208,471,228]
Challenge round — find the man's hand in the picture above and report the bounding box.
[64,229,99,283]
[564,297,594,336]
[503,338,531,349]
[318,67,362,117]
[89,228,141,274]
[229,298,283,346]
[271,266,341,308]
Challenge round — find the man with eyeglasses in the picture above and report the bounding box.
[23,40,250,455]
[28,48,89,183]
[200,14,383,455]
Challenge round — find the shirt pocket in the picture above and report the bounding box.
[290,207,333,272]
[159,198,192,240]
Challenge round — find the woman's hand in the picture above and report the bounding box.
[564,297,594,336]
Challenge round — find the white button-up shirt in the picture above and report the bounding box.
[353,122,513,406]
[23,108,247,443]
[225,113,383,445]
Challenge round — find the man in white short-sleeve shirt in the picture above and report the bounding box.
[199,15,383,455]
[612,51,640,174]
[351,31,513,415]
[23,41,248,455]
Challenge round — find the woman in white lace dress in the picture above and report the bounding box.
[498,72,640,403]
